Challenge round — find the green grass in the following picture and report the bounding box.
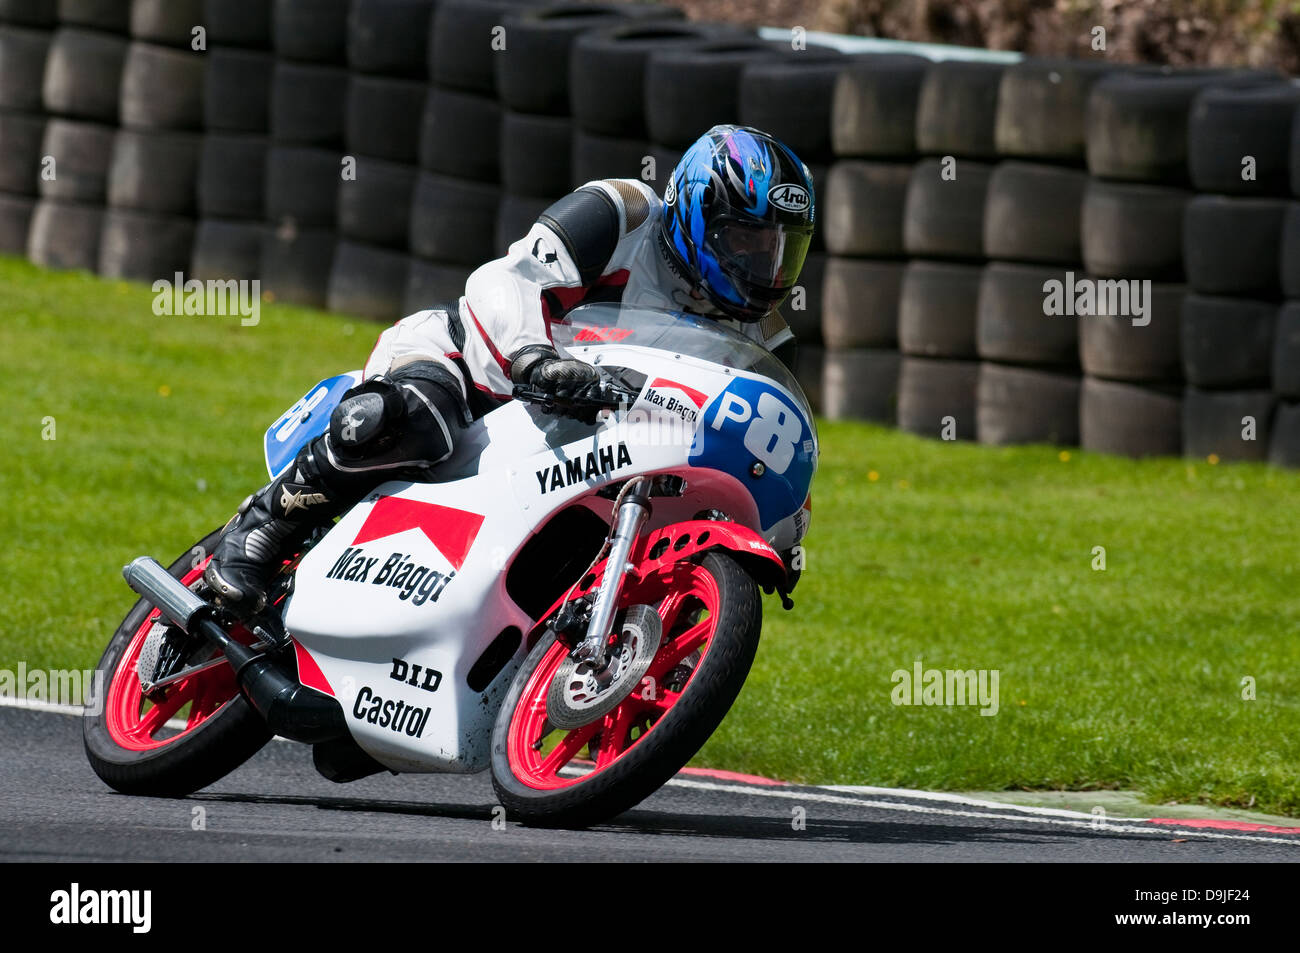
[3,256,1299,816]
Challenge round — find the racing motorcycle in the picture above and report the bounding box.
[83,303,817,827]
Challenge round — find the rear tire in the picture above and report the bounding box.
[83,529,272,797]
[490,550,761,828]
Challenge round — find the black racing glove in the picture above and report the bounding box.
[509,344,599,398]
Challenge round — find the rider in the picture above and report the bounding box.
[203,124,817,617]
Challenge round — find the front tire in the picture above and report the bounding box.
[490,550,762,828]
[83,529,272,796]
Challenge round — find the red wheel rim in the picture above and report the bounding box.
[104,558,252,752]
[505,561,722,791]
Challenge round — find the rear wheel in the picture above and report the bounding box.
[83,529,272,796]
[490,550,762,828]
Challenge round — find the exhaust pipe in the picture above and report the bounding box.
[123,557,348,744]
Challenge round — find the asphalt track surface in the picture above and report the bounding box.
[3,704,1298,862]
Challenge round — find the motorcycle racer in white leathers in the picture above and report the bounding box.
[204,124,817,617]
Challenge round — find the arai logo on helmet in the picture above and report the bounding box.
[664,176,677,206]
[768,183,810,214]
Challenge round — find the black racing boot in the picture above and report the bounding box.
[203,443,342,617]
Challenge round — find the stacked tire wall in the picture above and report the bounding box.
[4,3,1300,468]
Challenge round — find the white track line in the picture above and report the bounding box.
[664,778,1300,847]
[11,696,1297,845]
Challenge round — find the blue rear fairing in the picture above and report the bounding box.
[689,376,816,531]
[264,371,363,478]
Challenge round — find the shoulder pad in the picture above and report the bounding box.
[538,187,620,285]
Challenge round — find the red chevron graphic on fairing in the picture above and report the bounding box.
[648,377,708,409]
[352,497,485,570]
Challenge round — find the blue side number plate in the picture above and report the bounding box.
[263,371,363,479]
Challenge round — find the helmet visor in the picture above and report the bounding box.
[709,219,811,295]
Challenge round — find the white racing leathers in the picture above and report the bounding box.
[364,178,795,405]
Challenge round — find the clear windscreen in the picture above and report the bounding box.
[555,303,810,412]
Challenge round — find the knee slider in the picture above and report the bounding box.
[330,377,407,459]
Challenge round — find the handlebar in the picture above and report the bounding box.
[512,377,640,424]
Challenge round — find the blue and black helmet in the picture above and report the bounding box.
[660,124,815,323]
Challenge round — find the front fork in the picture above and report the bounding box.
[572,477,652,665]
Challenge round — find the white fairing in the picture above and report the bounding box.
[284,311,817,774]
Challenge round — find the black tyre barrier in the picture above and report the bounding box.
[197,133,267,219]
[98,206,195,280]
[1079,377,1182,457]
[1183,194,1287,297]
[0,190,34,253]
[1077,281,1184,383]
[897,260,980,359]
[1079,179,1188,280]
[976,263,1078,367]
[203,0,271,49]
[0,110,44,194]
[120,41,204,131]
[570,21,742,138]
[994,59,1118,162]
[571,129,653,186]
[42,27,126,122]
[129,0,202,47]
[822,160,911,257]
[1189,83,1299,196]
[982,161,1087,265]
[785,249,824,346]
[645,143,679,192]
[269,61,347,146]
[419,86,500,182]
[58,1,128,33]
[261,223,335,307]
[897,356,978,440]
[822,347,900,423]
[1267,401,1300,467]
[1280,202,1300,298]
[1086,70,1278,185]
[205,47,271,132]
[404,255,470,314]
[264,145,340,227]
[27,196,100,268]
[347,0,435,79]
[191,217,266,279]
[737,53,847,163]
[830,53,929,158]
[495,191,548,256]
[645,39,782,148]
[1273,301,1300,399]
[0,0,54,26]
[38,117,113,202]
[0,25,50,112]
[1181,387,1274,461]
[820,256,902,349]
[1179,294,1276,389]
[345,74,425,163]
[430,0,547,95]
[327,239,409,320]
[976,362,1080,446]
[793,343,823,414]
[106,128,200,214]
[915,59,1005,160]
[409,170,498,265]
[902,157,992,260]
[501,111,571,198]
[273,0,348,64]
[337,155,416,248]
[496,2,681,116]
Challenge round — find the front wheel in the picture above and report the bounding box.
[83,529,272,796]
[490,550,762,828]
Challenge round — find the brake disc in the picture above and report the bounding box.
[546,605,663,730]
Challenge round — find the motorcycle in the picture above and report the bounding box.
[83,303,817,827]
